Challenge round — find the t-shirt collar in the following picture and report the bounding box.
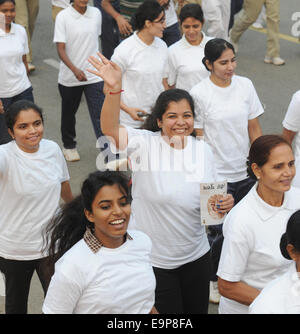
[133,31,160,48]
[250,183,299,221]
[181,32,207,48]
[0,22,16,37]
[69,4,93,19]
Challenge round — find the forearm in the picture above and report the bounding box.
[56,43,77,73]
[61,181,73,203]
[22,55,29,75]
[248,118,263,144]
[218,278,260,306]
[101,0,120,20]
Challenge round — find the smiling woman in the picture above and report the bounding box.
[217,135,300,314]
[43,171,157,314]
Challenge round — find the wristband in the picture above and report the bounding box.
[109,89,124,95]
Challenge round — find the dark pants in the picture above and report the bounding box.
[0,86,34,145]
[153,251,211,314]
[163,22,181,47]
[93,0,120,59]
[58,81,105,149]
[208,177,255,281]
[229,0,244,30]
[0,256,52,314]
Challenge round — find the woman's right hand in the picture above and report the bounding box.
[127,108,148,121]
[88,53,122,91]
[73,68,87,82]
[115,15,133,36]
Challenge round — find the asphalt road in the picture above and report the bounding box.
[0,0,299,315]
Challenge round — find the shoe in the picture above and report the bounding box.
[252,22,264,29]
[209,281,221,304]
[229,37,238,53]
[105,158,129,171]
[264,56,285,66]
[62,148,80,162]
[28,63,36,72]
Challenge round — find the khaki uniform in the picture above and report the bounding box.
[230,0,280,57]
[14,0,39,63]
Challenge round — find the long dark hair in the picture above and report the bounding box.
[142,88,196,136]
[43,171,131,266]
[280,210,300,259]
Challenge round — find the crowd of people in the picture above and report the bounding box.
[0,0,299,315]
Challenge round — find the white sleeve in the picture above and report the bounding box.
[282,91,300,133]
[190,86,204,129]
[217,207,252,282]
[43,270,82,314]
[111,45,128,74]
[0,147,8,178]
[19,25,29,55]
[96,8,102,36]
[166,48,177,86]
[247,80,264,120]
[53,11,66,43]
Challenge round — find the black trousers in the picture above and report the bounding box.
[153,251,211,314]
[0,256,52,314]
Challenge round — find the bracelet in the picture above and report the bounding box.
[109,89,124,95]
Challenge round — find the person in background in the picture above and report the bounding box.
[110,0,168,128]
[0,100,72,314]
[229,0,243,31]
[201,0,231,40]
[43,171,157,314]
[14,0,39,72]
[164,3,212,91]
[51,0,70,21]
[249,209,300,314]
[54,0,105,162]
[0,0,33,145]
[93,0,120,59]
[217,135,300,313]
[190,38,263,304]
[87,52,234,314]
[282,90,300,188]
[229,0,284,65]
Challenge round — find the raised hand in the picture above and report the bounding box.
[87,53,122,91]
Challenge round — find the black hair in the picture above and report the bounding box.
[246,135,292,180]
[130,0,164,31]
[280,210,300,260]
[5,100,44,132]
[179,3,204,24]
[142,88,196,136]
[202,38,235,71]
[0,0,15,5]
[44,171,131,266]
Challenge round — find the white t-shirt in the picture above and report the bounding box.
[165,0,178,28]
[249,263,300,314]
[0,23,31,98]
[190,75,264,182]
[217,184,300,314]
[167,33,212,90]
[111,33,168,128]
[282,90,300,188]
[117,127,219,269]
[43,230,156,314]
[52,0,70,8]
[53,5,103,87]
[0,139,70,260]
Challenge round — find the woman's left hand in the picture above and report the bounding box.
[216,194,234,213]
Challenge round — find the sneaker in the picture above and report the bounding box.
[264,56,285,66]
[209,281,221,304]
[229,37,238,53]
[28,63,36,72]
[252,22,264,29]
[105,158,129,171]
[62,148,80,162]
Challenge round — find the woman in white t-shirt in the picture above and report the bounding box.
[164,3,212,91]
[43,170,157,314]
[111,1,168,128]
[0,0,34,145]
[54,0,104,162]
[87,53,234,314]
[249,209,300,314]
[282,90,300,188]
[217,135,300,314]
[0,100,72,314]
[190,38,264,302]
